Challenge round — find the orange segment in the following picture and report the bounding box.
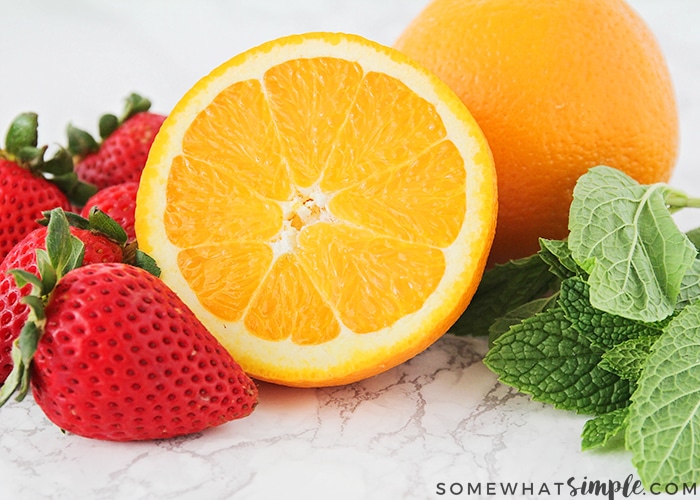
[264,57,364,187]
[328,140,466,246]
[320,70,447,191]
[177,242,272,322]
[165,155,283,247]
[296,223,445,333]
[245,253,341,345]
[135,32,497,387]
[182,79,292,201]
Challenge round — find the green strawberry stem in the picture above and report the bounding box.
[42,207,129,246]
[121,93,152,120]
[4,112,39,158]
[38,207,161,277]
[67,92,153,154]
[98,114,120,140]
[65,124,99,157]
[2,113,97,206]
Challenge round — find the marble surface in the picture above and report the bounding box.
[0,1,698,499]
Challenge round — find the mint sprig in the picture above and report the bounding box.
[483,307,633,414]
[465,165,700,489]
[558,278,667,351]
[451,253,559,337]
[598,336,659,382]
[627,302,700,486]
[569,166,697,322]
[581,407,629,451]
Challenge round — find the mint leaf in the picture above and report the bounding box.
[484,307,633,414]
[538,238,585,280]
[581,407,629,451]
[559,278,667,350]
[599,335,659,382]
[627,301,700,488]
[568,166,696,323]
[488,295,558,345]
[685,227,700,250]
[451,254,557,337]
[678,258,700,309]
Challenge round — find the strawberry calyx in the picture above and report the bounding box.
[38,207,162,277]
[67,93,154,157]
[1,113,97,207]
[0,207,160,406]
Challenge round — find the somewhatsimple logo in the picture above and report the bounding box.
[435,474,698,498]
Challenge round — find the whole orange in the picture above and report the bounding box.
[395,0,678,264]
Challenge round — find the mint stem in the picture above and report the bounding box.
[680,197,700,209]
[665,190,700,210]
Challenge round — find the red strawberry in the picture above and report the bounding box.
[81,182,138,242]
[34,264,258,441]
[0,160,70,255]
[0,226,122,384]
[0,208,135,385]
[0,113,96,261]
[0,213,257,441]
[69,94,166,190]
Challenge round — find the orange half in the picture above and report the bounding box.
[135,32,497,387]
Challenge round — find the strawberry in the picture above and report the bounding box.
[68,94,166,190]
[81,182,138,242]
[0,210,258,441]
[0,207,140,385]
[0,113,96,261]
[0,228,122,385]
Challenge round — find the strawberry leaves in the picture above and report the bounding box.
[100,93,152,139]
[3,112,40,162]
[1,113,97,206]
[38,207,161,277]
[43,207,86,280]
[67,92,154,157]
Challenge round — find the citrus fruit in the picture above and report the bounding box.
[394,0,679,264]
[135,32,497,387]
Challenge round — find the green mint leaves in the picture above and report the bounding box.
[627,302,700,486]
[466,166,700,489]
[569,166,696,322]
[484,306,634,414]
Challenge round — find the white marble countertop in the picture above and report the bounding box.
[0,1,698,499]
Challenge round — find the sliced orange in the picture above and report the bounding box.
[135,32,497,387]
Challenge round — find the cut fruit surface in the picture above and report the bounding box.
[135,32,497,387]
